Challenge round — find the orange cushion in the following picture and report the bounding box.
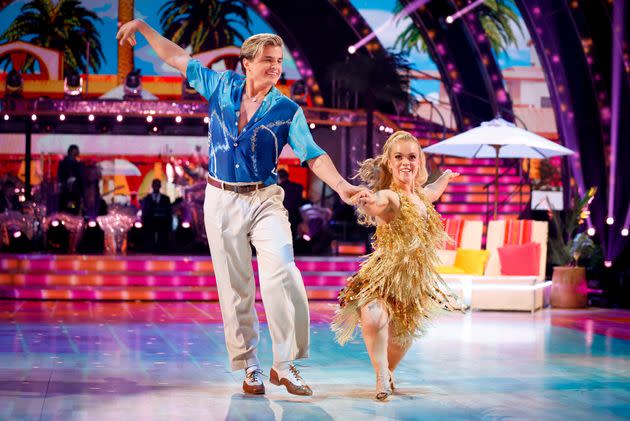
[454,249,489,275]
[497,242,541,276]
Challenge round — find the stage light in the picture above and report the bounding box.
[3,114,8,121]
[446,15,454,24]
[587,227,596,236]
[604,260,612,268]
[152,126,158,133]
[309,123,315,129]
[31,114,37,121]
[203,116,210,124]
[175,116,182,123]
[78,220,105,254]
[59,114,66,121]
[64,72,82,97]
[302,234,311,241]
[123,68,142,100]
[88,114,95,121]
[181,221,191,229]
[146,115,153,123]
[8,228,31,253]
[622,228,629,236]
[606,217,614,225]
[47,220,70,253]
[348,45,356,54]
[116,115,123,122]
[331,125,337,131]
[5,70,23,97]
[379,125,385,131]
[134,221,143,229]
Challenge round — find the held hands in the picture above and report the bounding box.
[337,181,367,205]
[116,19,143,46]
[350,190,376,208]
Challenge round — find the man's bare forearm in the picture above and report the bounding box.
[307,154,349,192]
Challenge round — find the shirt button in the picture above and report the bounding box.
[235,164,240,168]
[233,143,238,147]
[235,122,238,126]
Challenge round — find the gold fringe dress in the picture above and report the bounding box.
[332,188,466,346]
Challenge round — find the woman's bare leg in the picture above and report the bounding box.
[386,323,411,390]
[387,323,411,372]
[360,300,391,399]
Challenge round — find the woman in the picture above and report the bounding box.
[332,131,465,401]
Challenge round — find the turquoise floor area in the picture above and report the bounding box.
[1,303,629,420]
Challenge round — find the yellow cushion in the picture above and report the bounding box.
[454,249,489,275]
[436,265,467,274]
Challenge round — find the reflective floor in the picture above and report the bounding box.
[1,301,629,420]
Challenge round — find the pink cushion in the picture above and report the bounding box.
[497,242,541,276]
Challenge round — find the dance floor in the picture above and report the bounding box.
[1,300,629,420]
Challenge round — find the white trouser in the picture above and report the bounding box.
[203,183,310,371]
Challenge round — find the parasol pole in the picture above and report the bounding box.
[492,144,500,219]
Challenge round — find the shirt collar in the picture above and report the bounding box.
[234,76,283,114]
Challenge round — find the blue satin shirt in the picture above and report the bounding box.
[186,59,325,186]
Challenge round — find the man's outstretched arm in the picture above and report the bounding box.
[116,19,190,75]
[307,154,365,205]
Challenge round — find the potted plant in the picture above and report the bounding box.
[548,187,598,308]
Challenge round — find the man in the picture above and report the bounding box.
[141,179,172,253]
[117,22,363,396]
[0,179,20,213]
[57,144,84,215]
[277,169,304,240]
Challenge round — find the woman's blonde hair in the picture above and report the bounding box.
[240,33,284,73]
[354,131,428,225]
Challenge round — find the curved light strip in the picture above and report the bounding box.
[245,0,324,105]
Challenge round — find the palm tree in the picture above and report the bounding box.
[117,0,134,84]
[330,49,413,157]
[159,0,252,54]
[0,0,104,75]
[395,0,523,56]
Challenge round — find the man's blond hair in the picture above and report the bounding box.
[239,33,284,73]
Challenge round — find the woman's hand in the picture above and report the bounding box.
[442,169,460,180]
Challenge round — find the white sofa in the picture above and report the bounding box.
[441,219,551,312]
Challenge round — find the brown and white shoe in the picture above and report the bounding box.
[242,366,265,395]
[269,364,313,396]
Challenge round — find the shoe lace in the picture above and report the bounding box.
[246,368,263,383]
[288,364,305,385]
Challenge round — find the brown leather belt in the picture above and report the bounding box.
[207,176,265,194]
